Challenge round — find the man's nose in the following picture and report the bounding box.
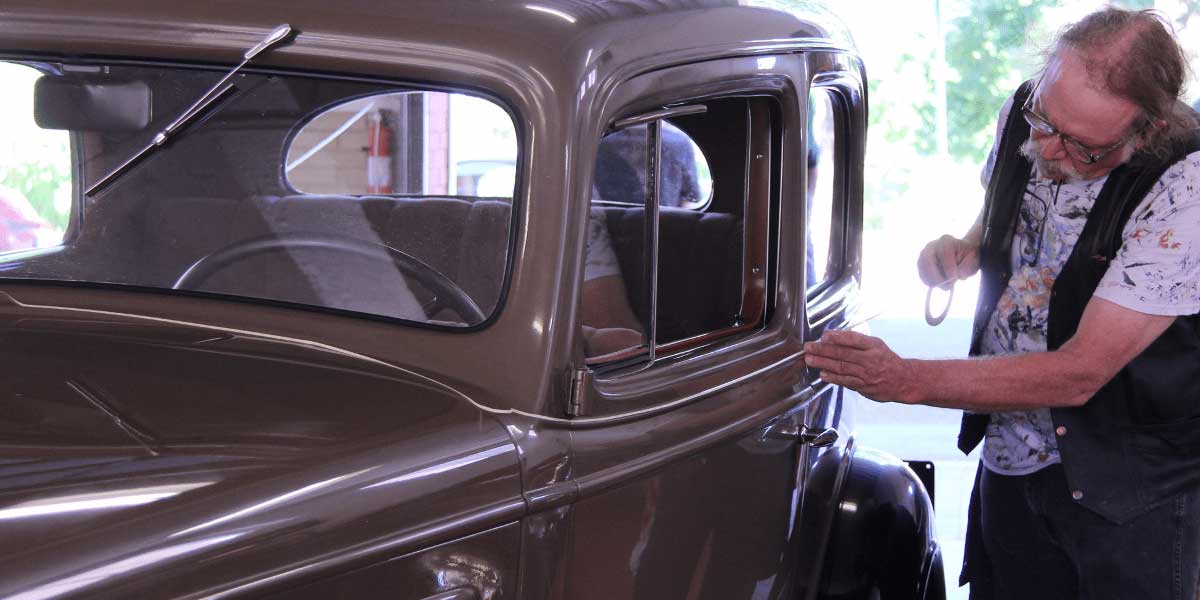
[1038,132,1068,160]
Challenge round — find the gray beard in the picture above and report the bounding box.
[1019,137,1083,183]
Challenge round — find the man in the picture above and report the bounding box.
[594,123,703,209]
[805,8,1200,600]
[581,124,707,358]
[581,198,644,357]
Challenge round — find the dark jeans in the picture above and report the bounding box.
[968,464,1200,600]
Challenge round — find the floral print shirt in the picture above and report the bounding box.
[977,97,1200,475]
[585,207,621,282]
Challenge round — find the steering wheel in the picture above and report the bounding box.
[172,233,485,323]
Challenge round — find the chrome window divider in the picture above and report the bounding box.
[645,119,661,364]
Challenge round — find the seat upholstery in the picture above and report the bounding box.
[141,194,512,320]
[600,206,743,343]
[141,194,737,334]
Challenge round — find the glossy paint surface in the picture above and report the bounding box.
[259,524,522,600]
[0,291,522,598]
[0,2,941,599]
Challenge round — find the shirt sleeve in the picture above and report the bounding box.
[584,206,622,282]
[1094,150,1200,316]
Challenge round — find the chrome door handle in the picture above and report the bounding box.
[762,420,801,441]
[799,426,839,448]
[763,419,839,447]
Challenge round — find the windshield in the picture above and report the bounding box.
[0,59,519,327]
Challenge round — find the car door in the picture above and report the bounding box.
[794,52,871,599]
[802,53,867,359]
[558,53,839,600]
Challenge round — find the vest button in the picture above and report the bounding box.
[1072,490,1084,501]
[1056,426,1067,436]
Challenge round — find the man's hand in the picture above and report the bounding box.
[918,234,980,289]
[803,330,919,404]
[803,299,1176,413]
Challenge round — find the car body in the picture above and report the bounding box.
[0,2,941,599]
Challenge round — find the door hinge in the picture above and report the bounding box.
[566,366,593,417]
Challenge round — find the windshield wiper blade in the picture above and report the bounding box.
[86,23,295,197]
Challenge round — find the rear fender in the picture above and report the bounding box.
[812,441,944,600]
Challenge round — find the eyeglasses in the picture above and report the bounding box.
[1021,84,1139,165]
[1018,180,1059,268]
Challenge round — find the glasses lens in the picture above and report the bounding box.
[1061,138,1097,164]
[1023,108,1105,164]
[1022,109,1054,135]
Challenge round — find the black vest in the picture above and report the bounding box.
[960,81,1200,522]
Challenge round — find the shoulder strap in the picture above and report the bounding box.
[977,81,1035,268]
[969,81,1035,358]
[962,82,1037,453]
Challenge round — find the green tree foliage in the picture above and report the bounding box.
[944,0,1059,164]
[861,33,942,229]
[0,159,70,231]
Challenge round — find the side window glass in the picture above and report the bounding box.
[806,88,840,291]
[583,98,768,363]
[583,127,649,359]
[286,91,517,199]
[593,121,712,209]
[1,62,71,254]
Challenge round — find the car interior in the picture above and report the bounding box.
[2,59,757,340]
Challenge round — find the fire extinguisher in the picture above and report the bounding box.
[367,111,393,194]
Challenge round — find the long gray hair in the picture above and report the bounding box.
[1051,8,1198,161]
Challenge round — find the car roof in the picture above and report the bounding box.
[0,1,856,92]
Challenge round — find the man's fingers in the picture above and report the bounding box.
[821,370,890,402]
[819,371,867,392]
[917,234,984,289]
[917,240,947,287]
[805,352,852,374]
[805,340,896,402]
[819,329,876,350]
[920,234,976,288]
[936,240,962,285]
[804,343,872,379]
[957,243,981,275]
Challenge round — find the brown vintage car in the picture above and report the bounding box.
[0,2,942,599]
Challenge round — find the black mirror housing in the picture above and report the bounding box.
[34,75,151,132]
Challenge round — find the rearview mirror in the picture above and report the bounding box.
[34,75,151,132]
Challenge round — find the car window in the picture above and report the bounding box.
[0,59,518,328]
[287,92,517,198]
[0,62,71,255]
[593,121,712,209]
[806,88,841,292]
[582,97,772,363]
